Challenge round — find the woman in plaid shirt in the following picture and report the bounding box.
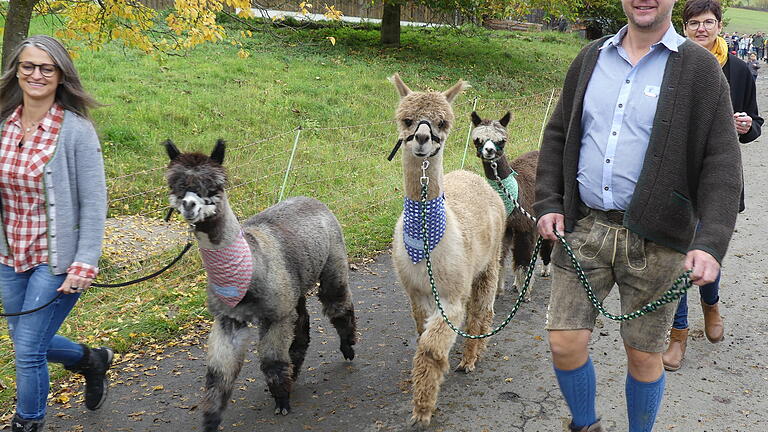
[0,36,110,432]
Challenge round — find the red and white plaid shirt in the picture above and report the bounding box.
[0,104,97,278]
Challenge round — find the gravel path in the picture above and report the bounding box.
[45,74,767,432]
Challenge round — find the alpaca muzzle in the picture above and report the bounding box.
[387,120,442,161]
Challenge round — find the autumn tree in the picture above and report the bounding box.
[1,0,255,69]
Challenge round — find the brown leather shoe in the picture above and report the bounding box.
[701,300,724,343]
[569,420,604,431]
[662,327,688,371]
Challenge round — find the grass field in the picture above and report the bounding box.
[724,7,768,33]
[0,14,584,411]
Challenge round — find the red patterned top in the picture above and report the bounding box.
[0,104,97,277]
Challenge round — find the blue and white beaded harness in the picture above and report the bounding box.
[402,194,447,264]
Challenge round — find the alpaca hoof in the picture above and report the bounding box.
[540,264,551,277]
[273,399,291,416]
[409,411,432,430]
[455,360,476,373]
[340,342,355,361]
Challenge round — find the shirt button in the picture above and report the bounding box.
[626,79,630,84]
[606,159,611,163]
[618,104,623,108]
[612,131,617,136]
[604,186,609,191]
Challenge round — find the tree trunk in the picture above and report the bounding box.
[381,1,401,47]
[2,0,38,71]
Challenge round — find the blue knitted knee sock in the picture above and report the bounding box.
[626,372,666,432]
[554,357,597,429]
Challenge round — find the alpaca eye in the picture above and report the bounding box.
[474,138,481,146]
[438,120,447,129]
[403,119,413,127]
[498,139,506,147]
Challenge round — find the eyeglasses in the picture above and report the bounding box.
[686,19,719,31]
[17,61,58,78]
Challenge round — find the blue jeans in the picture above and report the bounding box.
[0,264,84,420]
[672,271,720,330]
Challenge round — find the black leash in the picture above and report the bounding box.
[0,211,194,317]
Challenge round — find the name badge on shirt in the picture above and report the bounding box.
[643,85,660,98]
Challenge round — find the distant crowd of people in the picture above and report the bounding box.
[724,32,764,80]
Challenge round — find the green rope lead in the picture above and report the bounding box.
[419,166,694,339]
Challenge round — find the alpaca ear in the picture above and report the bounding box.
[211,139,226,165]
[471,111,482,127]
[164,139,180,161]
[443,79,468,104]
[499,111,512,127]
[388,73,412,98]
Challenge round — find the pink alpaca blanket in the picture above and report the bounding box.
[199,231,253,307]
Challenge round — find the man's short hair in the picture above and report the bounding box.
[683,0,723,23]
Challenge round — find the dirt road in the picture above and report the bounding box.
[46,74,768,432]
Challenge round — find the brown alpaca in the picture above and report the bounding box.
[471,112,553,301]
[389,74,506,428]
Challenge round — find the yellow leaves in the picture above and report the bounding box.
[326,36,336,46]
[299,1,313,15]
[237,49,250,59]
[323,4,343,21]
[50,0,250,58]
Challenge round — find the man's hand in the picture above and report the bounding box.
[685,249,720,286]
[733,112,753,135]
[537,213,565,241]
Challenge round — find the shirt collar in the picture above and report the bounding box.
[8,103,62,133]
[7,105,23,129]
[601,24,685,52]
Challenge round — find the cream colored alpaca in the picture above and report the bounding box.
[389,74,506,428]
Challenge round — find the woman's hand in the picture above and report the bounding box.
[57,273,94,294]
[734,112,753,135]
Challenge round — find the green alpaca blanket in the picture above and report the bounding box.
[487,174,519,215]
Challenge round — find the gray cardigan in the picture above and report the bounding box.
[0,110,107,275]
[535,38,742,263]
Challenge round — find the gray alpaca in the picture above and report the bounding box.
[164,139,357,432]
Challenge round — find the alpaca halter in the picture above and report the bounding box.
[387,120,443,161]
[199,230,253,307]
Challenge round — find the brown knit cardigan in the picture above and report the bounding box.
[534,37,742,263]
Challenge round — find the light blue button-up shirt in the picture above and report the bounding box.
[577,24,686,211]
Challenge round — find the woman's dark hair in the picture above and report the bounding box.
[683,0,723,24]
[0,35,99,121]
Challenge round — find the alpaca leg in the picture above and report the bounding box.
[258,313,297,416]
[497,246,513,297]
[202,316,251,432]
[540,238,554,277]
[410,300,465,428]
[458,266,498,373]
[318,259,357,361]
[289,296,310,381]
[409,301,429,336]
[513,230,535,300]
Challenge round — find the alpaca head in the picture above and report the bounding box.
[470,111,511,161]
[389,73,468,159]
[164,139,228,224]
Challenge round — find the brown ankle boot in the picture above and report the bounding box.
[662,327,688,371]
[701,300,724,343]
